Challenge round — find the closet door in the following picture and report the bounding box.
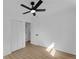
[11,20,25,52]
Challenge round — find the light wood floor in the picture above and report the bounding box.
[4,43,76,59]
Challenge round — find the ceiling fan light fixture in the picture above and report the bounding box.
[31,10,36,13]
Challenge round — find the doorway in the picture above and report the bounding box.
[25,22,31,45]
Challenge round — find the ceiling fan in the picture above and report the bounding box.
[20,0,46,16]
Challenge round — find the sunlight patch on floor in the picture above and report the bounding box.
[46,42,56,56]
[50,48,56,56]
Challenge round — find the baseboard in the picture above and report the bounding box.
[3,51,11,56]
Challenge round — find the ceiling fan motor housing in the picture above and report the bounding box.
[31,1,35,5]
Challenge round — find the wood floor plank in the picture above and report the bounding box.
[4,43,76,59]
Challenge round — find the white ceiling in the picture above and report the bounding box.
[4,0,76,20]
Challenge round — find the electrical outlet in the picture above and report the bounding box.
[35,34,39,36]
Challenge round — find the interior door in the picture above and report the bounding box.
[25,23,31,42]
[11,20,25,52]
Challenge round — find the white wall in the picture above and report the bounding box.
[3,18,11,56]
[3,0,32,56]
[31,0,76,54]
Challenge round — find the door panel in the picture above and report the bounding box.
[11,20,25,52]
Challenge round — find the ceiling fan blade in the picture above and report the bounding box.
[33,13,36,16]
[36,9,46,12]
[34,0,43,10]
[21,4,32,10]
[23,11,31,14]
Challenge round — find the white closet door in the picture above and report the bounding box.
[11,20,25,52]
